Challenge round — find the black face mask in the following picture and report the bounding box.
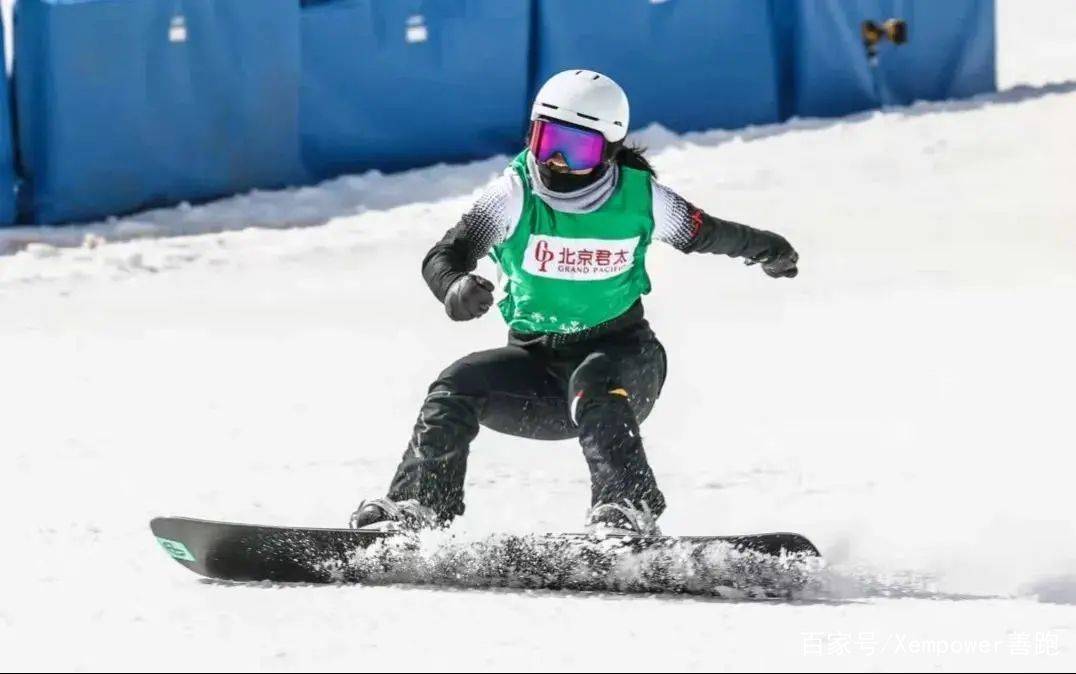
[535,160,609,193]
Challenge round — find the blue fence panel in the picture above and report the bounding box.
[14,0,305,225]
[300,0,531,180]
[0,9,16,226]
[7,0,997,226]
[533,0,782,135]
[783,0,996,118]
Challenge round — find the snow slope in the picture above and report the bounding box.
[2,3,1075,670]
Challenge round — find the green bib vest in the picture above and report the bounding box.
[491,151,656,334]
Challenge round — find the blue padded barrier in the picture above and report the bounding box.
[779,0,996,118]
[0,9,16,226]
[7,0,997,225]
[300,0,532,180]
[14,0,305,225]
[533,0,783,134]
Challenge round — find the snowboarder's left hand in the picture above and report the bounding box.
[747,234,799,278]
[762,249,798,278]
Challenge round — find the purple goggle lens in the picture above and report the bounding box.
[529,119,606,171]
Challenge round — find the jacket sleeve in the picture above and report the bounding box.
[651,179,793,261]
[421,172,524,303]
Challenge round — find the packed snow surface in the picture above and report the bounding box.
[1,2,1074,670]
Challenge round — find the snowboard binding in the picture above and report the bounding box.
[349,497,439,532]
[585,500,661,537]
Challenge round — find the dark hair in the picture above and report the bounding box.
[613,143,656,177]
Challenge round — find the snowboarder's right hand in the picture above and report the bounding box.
[444,274,495,321]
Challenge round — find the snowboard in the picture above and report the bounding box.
[151,516,820,596]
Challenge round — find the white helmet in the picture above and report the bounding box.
[530,70,630,143]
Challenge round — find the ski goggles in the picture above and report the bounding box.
[529,118,607,171]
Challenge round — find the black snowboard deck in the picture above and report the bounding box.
[152,516,820,594]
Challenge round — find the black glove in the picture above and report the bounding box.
[746,234,799,279]
[444,274,495,321]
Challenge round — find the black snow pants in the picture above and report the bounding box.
[387,318,668,523]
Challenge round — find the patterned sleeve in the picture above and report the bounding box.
[456,171,525,258]
[651,179,702,252]
[650,177,791,260]
[421,171,524,302]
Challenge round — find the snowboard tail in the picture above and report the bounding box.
[151,517,820,595]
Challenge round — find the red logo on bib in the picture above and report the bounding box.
[534,240,556,272]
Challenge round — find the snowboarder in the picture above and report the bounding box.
[351,70,799,535]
